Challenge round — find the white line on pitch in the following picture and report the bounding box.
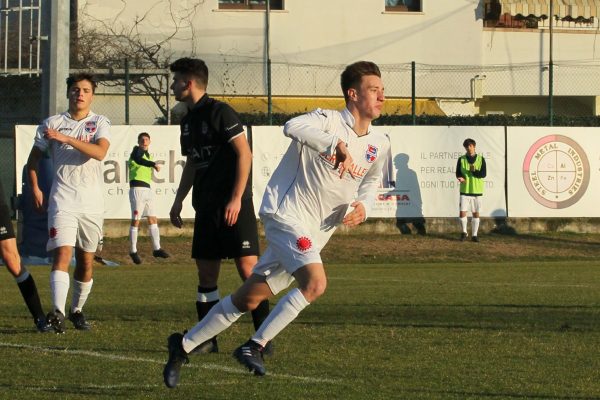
[329,277,595,288]
[0,342,340,384]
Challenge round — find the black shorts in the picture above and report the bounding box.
[0,201,15,241]
[192,197,260,260]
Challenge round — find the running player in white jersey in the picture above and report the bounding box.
[163,61,388,387]
[26,73,111,333]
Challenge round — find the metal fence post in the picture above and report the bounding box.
[124,58,130,125]
[411,61,416,125]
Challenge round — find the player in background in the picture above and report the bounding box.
[26,73,111,333]
[456,138,487,242]
[0,180,51,332]
[168,58,270,354]
[163,60,389,387]
[128,132,170,264]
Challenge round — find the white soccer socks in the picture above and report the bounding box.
[459,216,468,234]
[71,279,93,313]
[129,226,138,253]
[50,270,70,315]
[472,217,480,237]
[149,224,161,251]
[182,295,244,354]
[251,288,310,347]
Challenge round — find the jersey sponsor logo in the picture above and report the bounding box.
[242,240,251,249]
[49,227,58,238]
[296,236,312,252]
[84,121,97,134]
[58,127,72,133]
[225,123,239,132]
[0,226,7,235]
[365,144,378,163]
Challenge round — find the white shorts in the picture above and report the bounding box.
[129,187,155,220]
[460,195,483,213]
[46,210,103,252]
[253,214,324,295]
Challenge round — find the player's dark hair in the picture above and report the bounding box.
[138,132,150,141]
[169,57,209,88]
[463,138,476,148]
[341,61,381,101]
[66,73,97,93]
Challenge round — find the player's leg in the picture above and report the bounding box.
[459,195,468,240]
[68,212,102,330]
[471,197,482,242]
[148,215,169,258]
[0,236,49,331]
[128,188,142,264]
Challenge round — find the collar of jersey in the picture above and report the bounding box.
[341,107,373,136]
[63,110,95,121]
[192,93,210,110]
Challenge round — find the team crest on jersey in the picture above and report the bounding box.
[84,121,97,134]
[202,121,209,135]
[296,236,312,252]
[365,144,378,163]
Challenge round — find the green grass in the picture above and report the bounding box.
[1,260,599,399]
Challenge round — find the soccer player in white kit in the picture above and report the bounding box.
[26,73,111,333]
[163,61,389,387]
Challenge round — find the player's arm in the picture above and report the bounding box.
[26,146,46,213]
[169,157,196,228]
[456,158,465,182]
[130,146,156,168]
[44,127,109,161]
[472,157,487,178]
[283,109,340,155]
[224,133,252,226]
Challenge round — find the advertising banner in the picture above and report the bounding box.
[15,125,194,219]
[507,127,600,217]
[252,125,507,218]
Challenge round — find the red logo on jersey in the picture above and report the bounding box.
[49,227,58,238]
[296,236,312,252]
[133,210,139,216]
[365,144,378,163]
[84,121,97,133]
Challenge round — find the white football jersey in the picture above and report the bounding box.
[260,108,390,245]
[34,111,111,214]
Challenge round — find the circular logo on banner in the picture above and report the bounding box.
[522,135,590,209]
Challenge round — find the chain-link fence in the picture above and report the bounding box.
[2,59,600,199]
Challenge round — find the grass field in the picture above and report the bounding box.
[0,234,599,399]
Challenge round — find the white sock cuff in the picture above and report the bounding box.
[130,226,138,232]
[288,288,311,310]
[197,289,220,302]
[50,270,70,283]
[15,269,30,283]
[221,295,243,321]
[74,279,93,288]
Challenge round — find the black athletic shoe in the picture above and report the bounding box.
[69,310,91,330]
[233,339,266,376]
[130,252,142,264]
[153,249,170,258]
[163,332,189,388]
[46,310,65,334]
[460,232,468,241]
[263,340,274,357]
[35,317,53,333]
[472,236,479,243]
[190,337,218,354]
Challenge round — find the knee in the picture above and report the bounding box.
[300,277,327,302]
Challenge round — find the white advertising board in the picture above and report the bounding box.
[507,127,600,217]
[15,125,195,219]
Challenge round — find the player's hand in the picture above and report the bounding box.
[44,128,69,144]
[224,197,241,227]
[458,177,465,183]
[169,201,183,228]
[334,141,355,179]
[343,201,365,227]
[154,164,161,172]
[31,187,46,213]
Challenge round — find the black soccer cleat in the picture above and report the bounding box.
[130,252,142,265]
[190,337,218,354]
[263,340,275,357]
[163,332,189,389]
[35,316,53,333]
[153,249,170,258]
[471,236,480,243]
[460,232,468,242]
[69,310,91,330]
[46,310,65,334]
[233,339,266,376]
